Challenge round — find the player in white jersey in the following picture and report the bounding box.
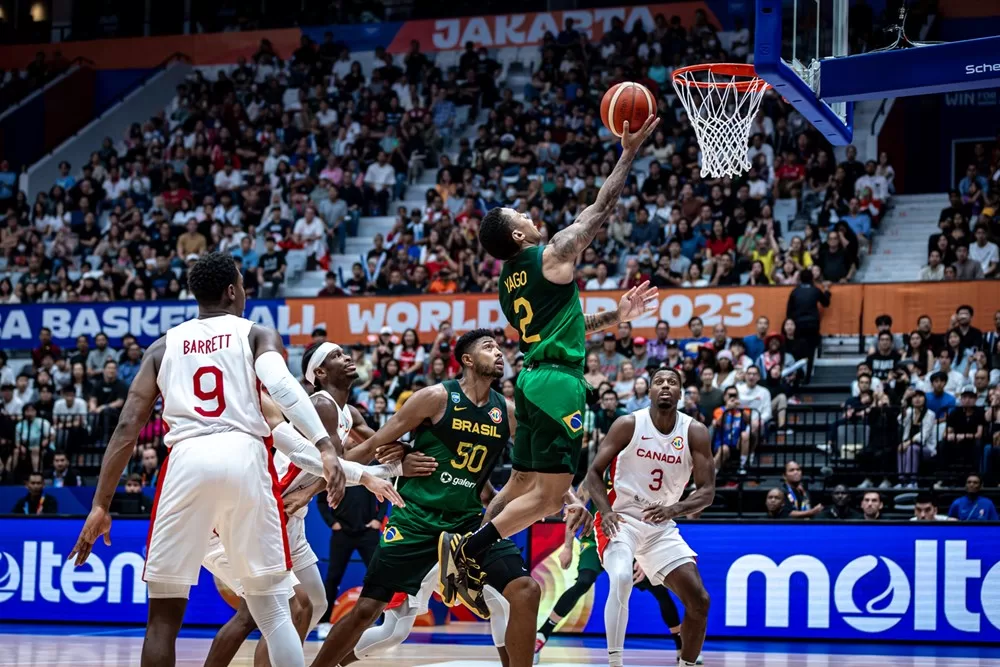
[70,253,347,667]
[586,368,715,667]
[202,342,436,667]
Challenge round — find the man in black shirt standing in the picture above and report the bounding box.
[866,332,901,381]
[88,359,127,444]
[257,237,287,298]
[817,230,856,283]
[943,389,986,478]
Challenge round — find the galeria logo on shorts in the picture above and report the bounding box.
[0,541,146,605]
[439,471,476,488]
[724,540,1000,634]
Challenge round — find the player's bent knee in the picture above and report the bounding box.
[684,586,711,618]
[504,576,540,608]
[352,597,387,626]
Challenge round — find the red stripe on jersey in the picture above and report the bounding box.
[278,463,302,494]
[265,443,293,570]
[607,455,618,508]
[595,455,620,563]
[141,451,170,582]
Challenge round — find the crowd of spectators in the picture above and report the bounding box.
[820,306,1000,490]
[919,171,1000,281]
[0,10,922,306]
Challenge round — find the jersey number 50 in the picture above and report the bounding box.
[193,366,226,417]
[451,441,488,474]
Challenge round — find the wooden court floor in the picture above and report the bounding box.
[3,632,999,667]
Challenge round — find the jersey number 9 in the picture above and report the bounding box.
[193,366,226,418]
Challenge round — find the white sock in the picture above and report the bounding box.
[740,455,748,466]
[680,661,698,667]
[608,649,623,667]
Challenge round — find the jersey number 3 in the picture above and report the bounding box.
[193,366,226,417]
[649,469,663,492]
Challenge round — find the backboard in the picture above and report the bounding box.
[753,0,1000,146]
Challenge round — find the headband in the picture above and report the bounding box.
[304,342,340,384]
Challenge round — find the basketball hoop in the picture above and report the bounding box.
[671,63,770,178]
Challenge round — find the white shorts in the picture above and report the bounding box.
[202,533,298,599]
[286,515,318,570]
[144,432,291,586]
[596,514,697,586]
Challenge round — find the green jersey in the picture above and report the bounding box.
[498,245,586,369]
[398,380,510,518]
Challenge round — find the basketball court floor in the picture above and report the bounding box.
[4,625,1000,667]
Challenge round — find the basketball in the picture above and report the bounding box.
[600,82,657,137]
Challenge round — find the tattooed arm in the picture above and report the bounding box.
[584,309,622,333]
[583,281,660,333]
[542,116,660,284]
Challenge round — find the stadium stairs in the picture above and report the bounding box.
[854,193,945,283]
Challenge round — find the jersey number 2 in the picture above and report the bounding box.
[513,298,541,343]
[649,469,663,492]
[193,366,226,417]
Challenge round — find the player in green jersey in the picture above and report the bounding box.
[310,329,555,667]
[440,116,661,603]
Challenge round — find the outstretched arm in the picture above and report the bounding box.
[586,415,635,541]
[543,117,660,284]
[70,337,165,565]
[583,281,659,333]
[356,385,447,455]
[93,337,164,512]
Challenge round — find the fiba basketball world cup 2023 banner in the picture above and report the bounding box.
[0,282,997,350]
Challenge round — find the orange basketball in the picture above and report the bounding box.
[600,82,657,137]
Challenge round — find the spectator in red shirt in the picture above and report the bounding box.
[774,150,807,199]
[31,328,62,367]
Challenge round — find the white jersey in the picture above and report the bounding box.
[275,389,353,513]
[158,314,269,448]
[608,408,693,519]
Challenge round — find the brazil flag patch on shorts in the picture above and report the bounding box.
[382,526,404,543]
[562,411,583,433]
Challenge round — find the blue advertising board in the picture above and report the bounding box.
[4,517,999,643]
[0,518,234,624]
[532,521,1000,643]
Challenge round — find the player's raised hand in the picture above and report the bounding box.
[617,280,658,323]
[360,473,405,508]
[401,452,438,477]
[620,115,660,154]
[322,449,346,508]
[69,506,111,567]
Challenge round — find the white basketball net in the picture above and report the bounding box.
[672,68,769,178]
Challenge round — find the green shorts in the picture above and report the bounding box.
[512,363,587,474]
[363,503,523,596]
[577,532,602,573]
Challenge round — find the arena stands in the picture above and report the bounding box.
[0,7,998,520]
